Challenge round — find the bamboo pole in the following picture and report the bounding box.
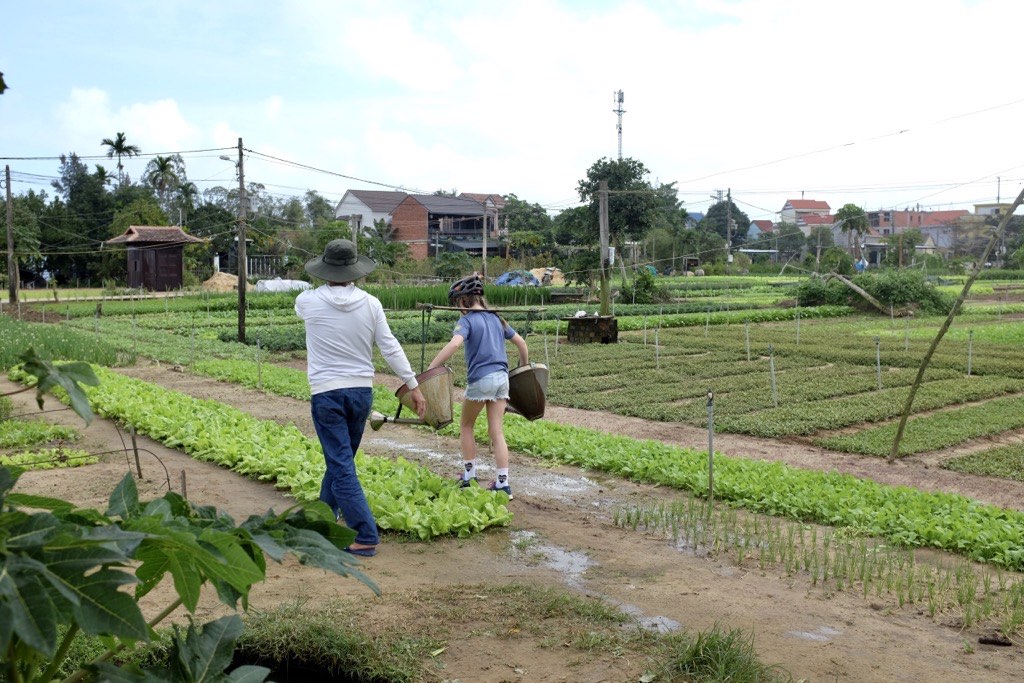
[888,184,1024,463]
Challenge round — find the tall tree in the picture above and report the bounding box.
[502,194,552,257]
[363,218,409,267]
[884,228,923,267]
[93,165,116,188]
[176,181,199,225]
[46,154,116,284]
[503,194,552,234]
[279,197,306,229]
[703,200,751,244]
[144,155,180,209]
[835,203,869,260]
[188,203,236,259]
[652,182,688,233]
[551,205,590,246]
[577,157,660,248]
[773,222,805,259]
[0,192,43,281]
[303,190,335,228]
[100,132,141,186]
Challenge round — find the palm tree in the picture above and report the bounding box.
[835,203,868,261]
[145,155,179,206]
[100,132,141,186]
[177,181,198,226]
[93,164,116,187]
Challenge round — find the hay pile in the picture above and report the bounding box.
[530,267,566,285]
[202,272,251,292]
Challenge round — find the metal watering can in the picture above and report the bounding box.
[369,366,454,431]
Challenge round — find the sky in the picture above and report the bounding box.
[3,0,1024,225]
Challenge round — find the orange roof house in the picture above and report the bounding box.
[780,199,831,227]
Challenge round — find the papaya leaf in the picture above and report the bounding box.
[0,557,61,655]
[0,464,18,499]
[226,665,272,683]
[170,615,251,683]
[106,472,141,519]
[65,568,148,639]
[5,491,77,513]
[90,662,164,682]
[18,348,99,424]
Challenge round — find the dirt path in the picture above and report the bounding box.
[5,365,1023,682]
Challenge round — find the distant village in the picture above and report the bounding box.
[334,189,1016,267]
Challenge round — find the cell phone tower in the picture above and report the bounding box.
[613,90,625,159]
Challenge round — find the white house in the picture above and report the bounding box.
[334,190,408,236]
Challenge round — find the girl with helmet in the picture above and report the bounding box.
[428,273,529,499]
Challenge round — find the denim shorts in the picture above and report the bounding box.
[465,370,510,401]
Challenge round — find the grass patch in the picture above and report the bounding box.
[664,625,792,682]
[236,600,433,683]
[230,584,788,682]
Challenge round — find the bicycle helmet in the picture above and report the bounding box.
[448,273,484,302]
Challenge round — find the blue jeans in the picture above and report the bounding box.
[311,387,378,546]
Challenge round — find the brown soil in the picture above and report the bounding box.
[4,363,1023,682]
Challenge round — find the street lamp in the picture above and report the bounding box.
[221,141,247,343]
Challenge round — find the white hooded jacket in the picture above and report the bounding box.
[295,284,418,395]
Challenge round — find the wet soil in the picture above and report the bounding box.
[4,362,1023,682]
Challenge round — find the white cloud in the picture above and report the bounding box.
[20,1,1024,218]
[211,122,241,149]
[334,12,464,91]
[54,87,114,146]
[54,88,198,159]
[120,99,197,153]
[265,96,283,122]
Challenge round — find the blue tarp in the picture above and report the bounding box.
[494,270,540,286]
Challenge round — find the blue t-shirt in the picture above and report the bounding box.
[454,311,516,383]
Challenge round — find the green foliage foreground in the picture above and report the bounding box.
[0,466,372,683]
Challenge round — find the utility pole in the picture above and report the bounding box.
[815,228,822,272]
[235,138,247,344]
[613,90,625,159]
[997,177,1005,266]
[6,165,16,305]
[4,165,16,305]
[599,180,610,316]
[481,209,488,278]
[726,188,733,273]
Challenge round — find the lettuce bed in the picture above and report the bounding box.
[11,366,510,539]
[178,358,1024,569]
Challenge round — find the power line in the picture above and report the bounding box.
[678,96,1024,185]
[0,147,235,162]
[243,148,430,194]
